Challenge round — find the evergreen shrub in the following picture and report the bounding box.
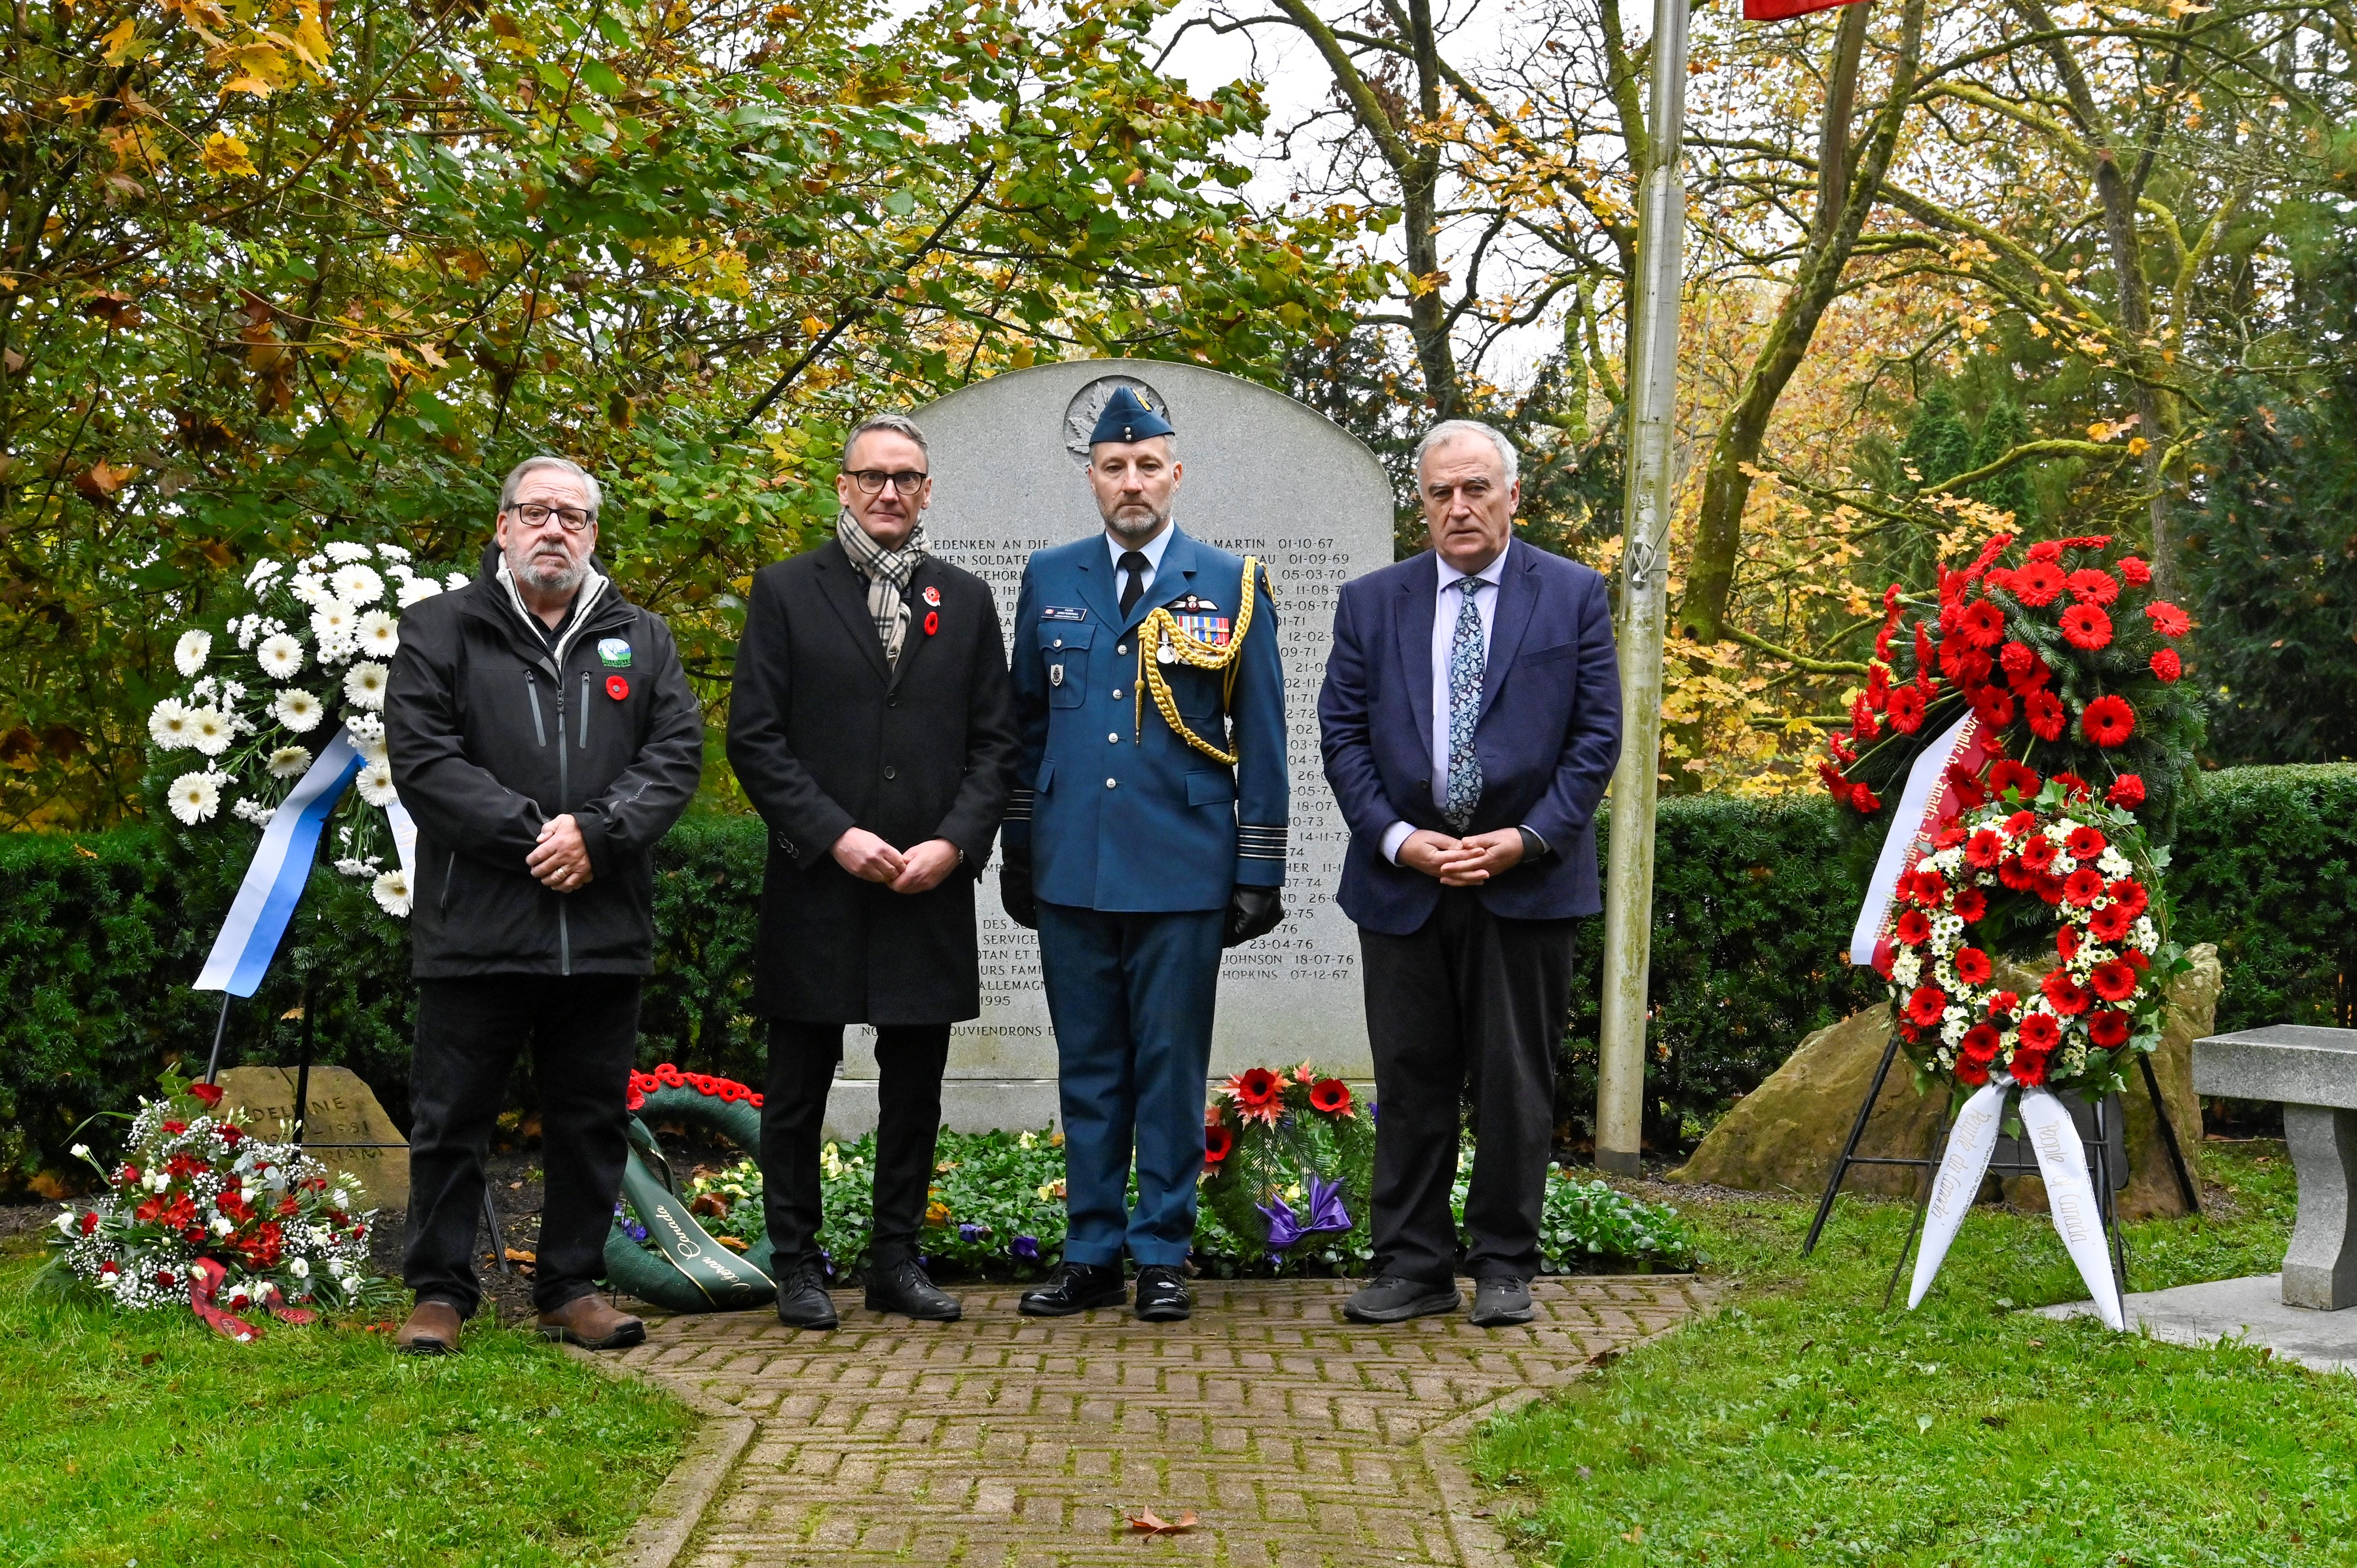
[4,767,2349,1184]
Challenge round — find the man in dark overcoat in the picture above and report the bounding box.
[727,412,1019,1328]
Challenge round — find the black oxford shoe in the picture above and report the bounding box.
[1017,1262,1127,1317]
[866,1258,961,1322]
[1133,1264,1190,1322]
[774,1266,840,1330]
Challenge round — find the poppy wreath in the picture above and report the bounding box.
[606,1065,777,1312]
[1822,532,2204,841]
[1878,779,2188,1097]
[1199,1062,1375,1268]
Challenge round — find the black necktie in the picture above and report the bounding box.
[1118,550,1148,616]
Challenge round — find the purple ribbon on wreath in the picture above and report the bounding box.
[1258,1174,1351,1252]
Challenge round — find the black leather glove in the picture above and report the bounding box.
[999,847,1039,930]
[1223,884,1283,948]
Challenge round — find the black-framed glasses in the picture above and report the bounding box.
[507,502,594,532]
[845,469,929,496]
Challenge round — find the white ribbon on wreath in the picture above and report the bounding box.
[1909,1075,2125,1330]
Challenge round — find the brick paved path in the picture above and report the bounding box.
[611,1276,1715,1567]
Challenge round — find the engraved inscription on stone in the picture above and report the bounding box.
[822,361,1396,1137]
[212,1065,411,1209]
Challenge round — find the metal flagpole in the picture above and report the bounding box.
[1595,0,1692,1176]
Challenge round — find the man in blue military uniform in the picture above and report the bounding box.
[999,386,1289,1322]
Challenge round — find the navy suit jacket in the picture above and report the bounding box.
[1317,539,1623,936]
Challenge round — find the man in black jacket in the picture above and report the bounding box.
[727,413,1018,1328]
[385,454,704,1355]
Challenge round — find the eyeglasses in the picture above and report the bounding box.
[845,469,929,496]
[507,502,594,532]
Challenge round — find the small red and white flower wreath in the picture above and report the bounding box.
[1877,783,2177,1096]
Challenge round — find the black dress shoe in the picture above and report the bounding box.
[1469,1275,1535,1327]
[1017,1262,1126,1317]
[774,1266,839,1330]
[1342,1274,1462,1324]
[866,1258,961,1322]
[1134,1264,1190,1322]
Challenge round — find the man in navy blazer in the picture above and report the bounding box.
[1318,418,1622,1326]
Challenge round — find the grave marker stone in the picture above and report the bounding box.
[214,1065,409,1209]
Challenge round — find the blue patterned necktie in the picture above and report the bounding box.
[1442,575,1485,831]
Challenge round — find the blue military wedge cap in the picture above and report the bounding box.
[1089,385,1175,445]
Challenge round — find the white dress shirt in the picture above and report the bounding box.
[1381,549,1507,864]
[1106,524,1175,607]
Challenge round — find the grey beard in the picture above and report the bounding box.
[514,546,588,596]
[1103,504,1169,545]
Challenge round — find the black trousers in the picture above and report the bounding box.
[404,974,642,1318]
[761,1020,951,1276]
[1359,888,1579,1285]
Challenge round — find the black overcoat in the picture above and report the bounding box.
[725,539,1019,1024]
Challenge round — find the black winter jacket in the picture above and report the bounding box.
[386,558,704,977]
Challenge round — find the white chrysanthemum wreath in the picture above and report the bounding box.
[145,540,464,917]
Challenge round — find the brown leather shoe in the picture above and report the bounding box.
[536,1293,646,1351]
[395,1300,463,1356]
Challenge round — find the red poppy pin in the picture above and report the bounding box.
[606,674,629,701]
[922,585,941,607]
[923,610,940,637]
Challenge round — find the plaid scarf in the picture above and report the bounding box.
[835,509,928,668]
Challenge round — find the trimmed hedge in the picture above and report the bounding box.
[4,767,2350,1184]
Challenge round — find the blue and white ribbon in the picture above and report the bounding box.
[194,727,366,997]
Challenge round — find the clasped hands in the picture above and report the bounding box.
[528,812,593,892]
[832,826,960,894]
[1398,827,1524,885]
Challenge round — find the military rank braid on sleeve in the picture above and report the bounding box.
[1235,824,1288,864]
[1133,556,1262,763]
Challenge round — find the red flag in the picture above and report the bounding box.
[1745,0,1867,19]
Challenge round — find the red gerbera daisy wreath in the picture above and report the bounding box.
[2145,600,2191,636]
[2023,688,2067,742]
[2013,558,2066,606]
[2081,695,2136,747]
[1879,795,2182,1097]
[2064,568,2121,606]
[2059,602,2113,650]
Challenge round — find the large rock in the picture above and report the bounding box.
[1665,1001,1950,1198]
[1667,944,2220,1215]
[213,1065,409,1210]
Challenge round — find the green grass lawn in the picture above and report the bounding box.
[3,1250,693,1567]
[1472,1142,2357,1567]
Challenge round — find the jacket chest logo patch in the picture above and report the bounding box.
[922,585,941,607]
[606,674,630,701]
[1040,605,1088,621]
[597,637,632,668]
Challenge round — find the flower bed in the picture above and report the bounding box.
[627,1123,1694,1283]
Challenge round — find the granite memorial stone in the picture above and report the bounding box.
[213,1065,410,1209]
[821,360,1396,1137]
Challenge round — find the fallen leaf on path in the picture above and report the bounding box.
[1127,1510,1197,1536]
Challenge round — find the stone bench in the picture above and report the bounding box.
[2192,1025,2357,1309]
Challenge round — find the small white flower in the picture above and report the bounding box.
[375,543,412,562]
[2099,848,2133,879]
[267,744,314,779]
[372,869,412,917]
[325,541,371,564]
[331,564,385,605]
[211,1215,233,1236]
[344,710,385,744]
[343,661,389,711]
[355,759,398,807]
[219,680,244,709]
[288,1256,309,1278]
[356,608,400,658]
[187,706,232,757]
[445,570,470,590]
[174,629,212,677]
[71,1142,89,1159]
[357,731,388,763]
[190,676,217,702]
[255,634,304,679]
[274,687,325,733]
[149,699,195,750]
[395,575,443,608]
[333,856,373,877]
[231,797,276,828]
[244,558,286,591]
[53,1210,75,1235]
[288,572,327,608]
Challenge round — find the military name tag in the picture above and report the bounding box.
[1041,605,1089,622]
[597,637,632,668]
